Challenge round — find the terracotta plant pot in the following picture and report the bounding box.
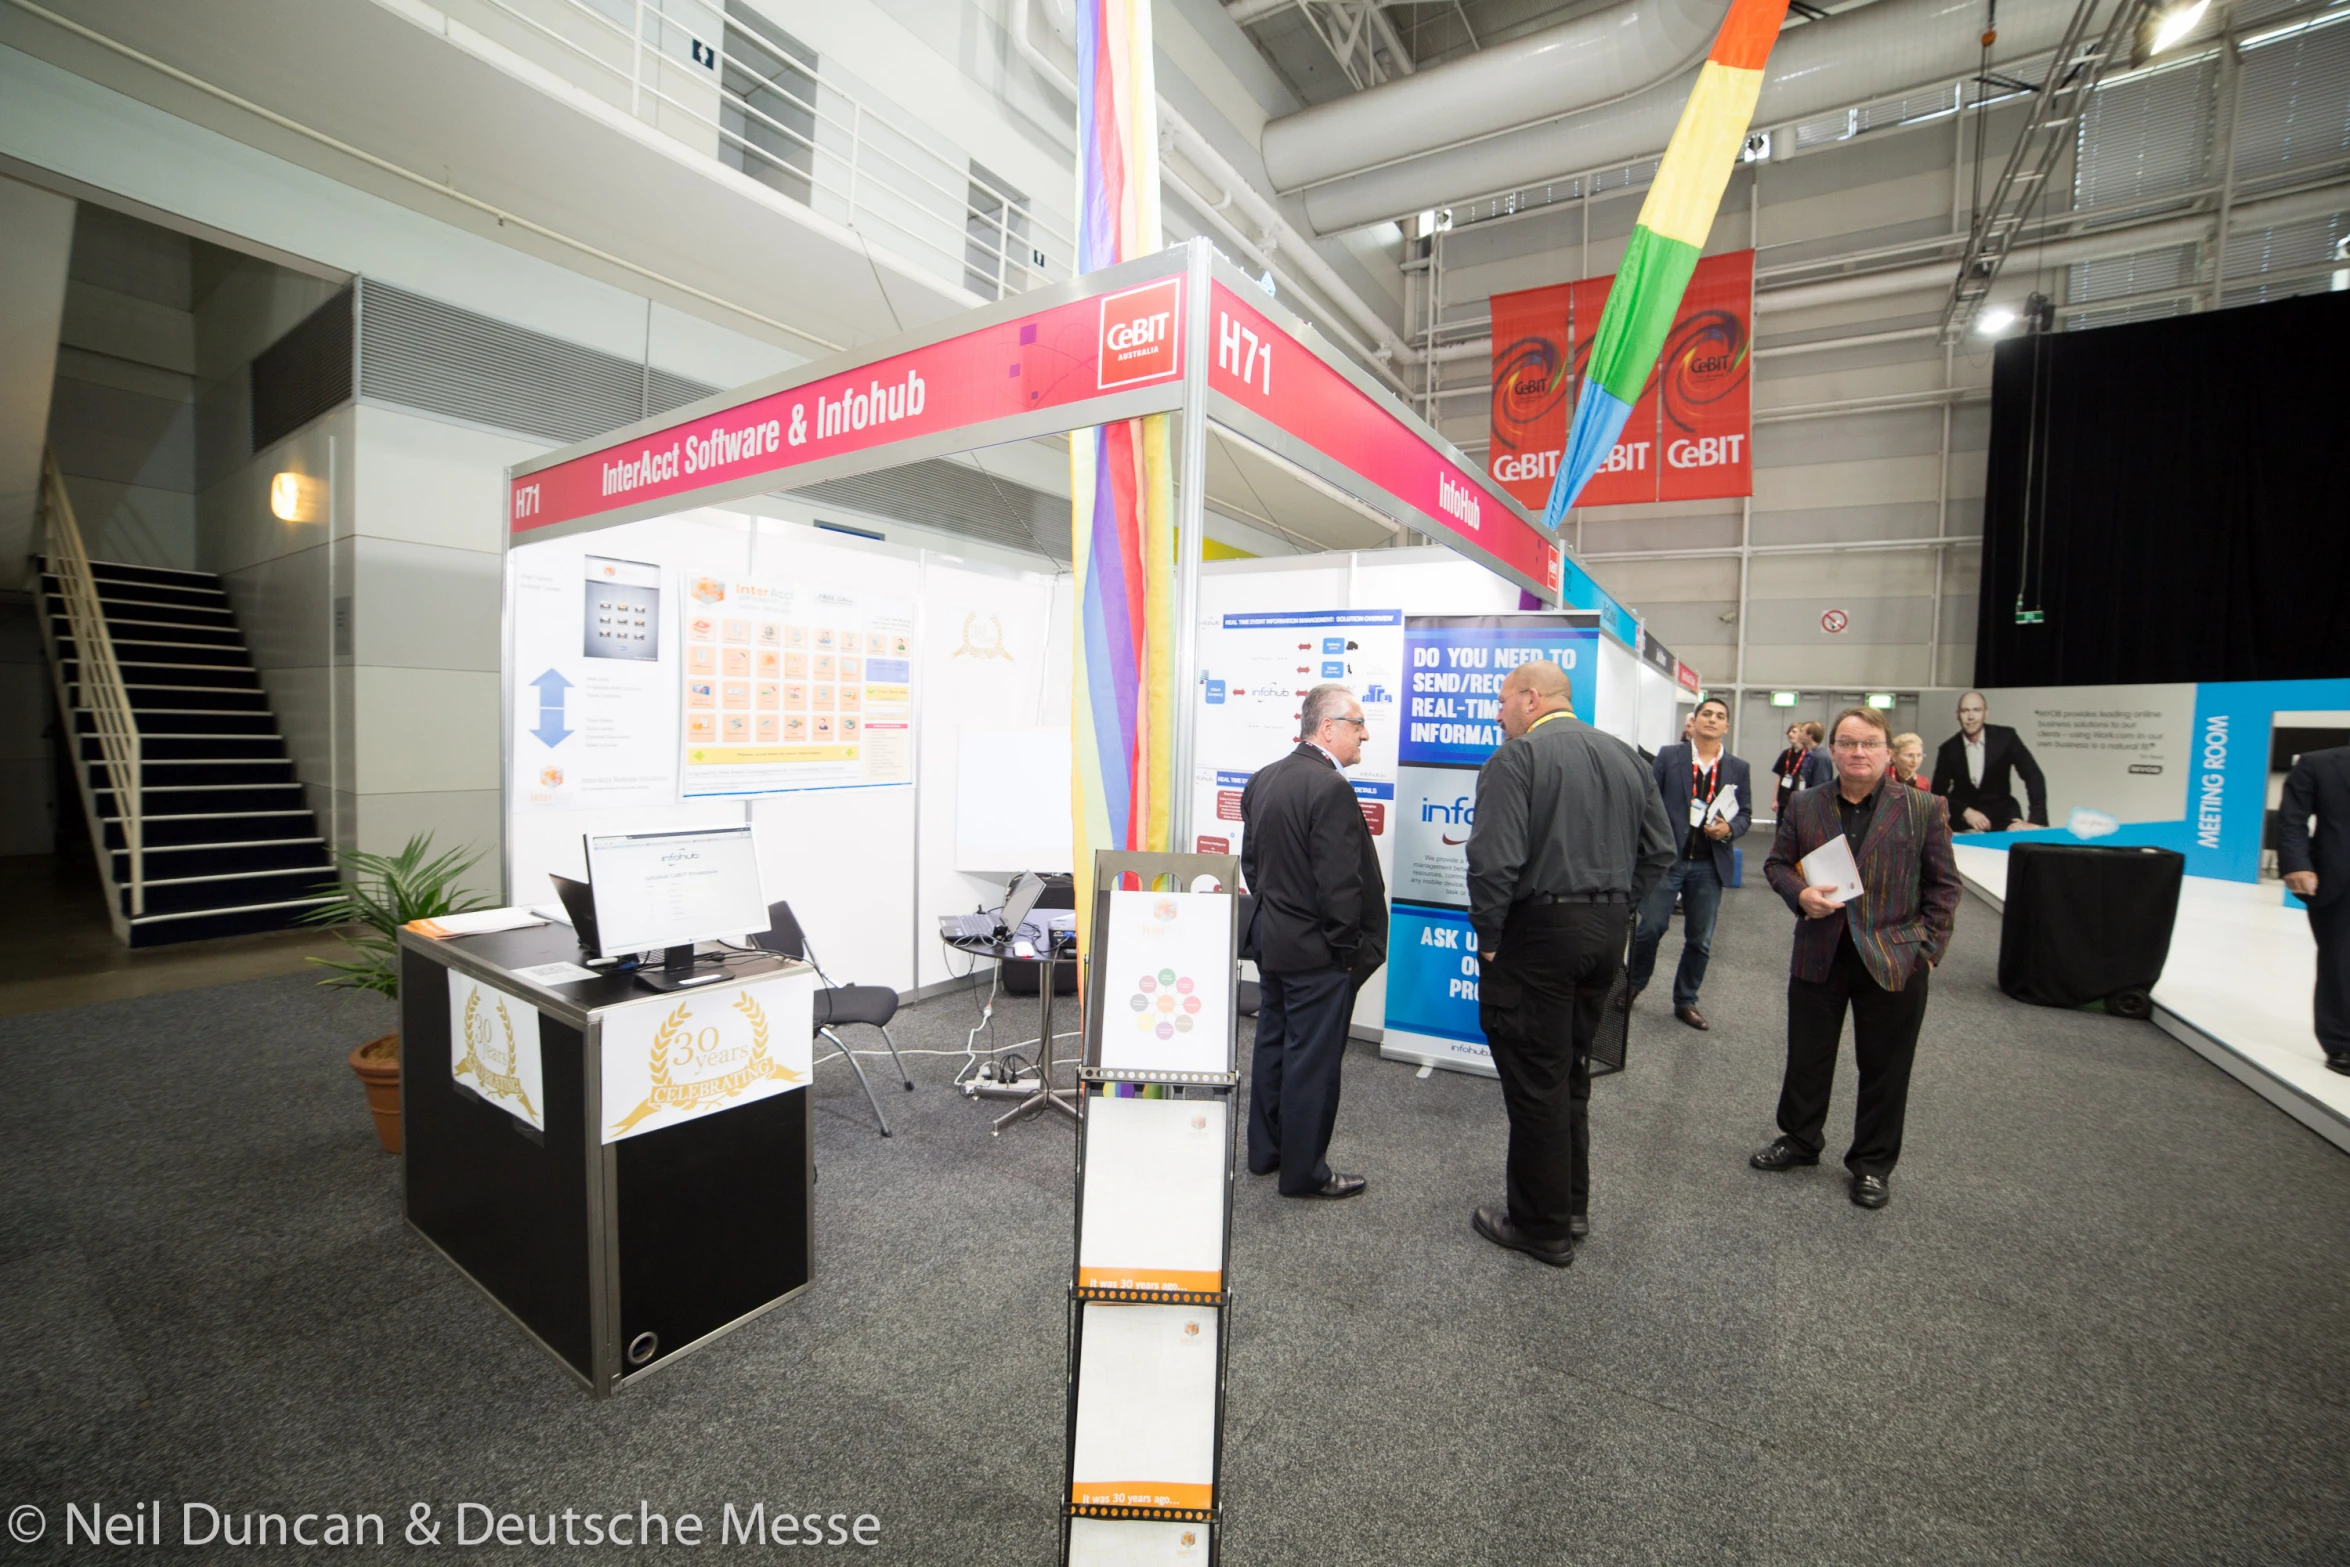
[348,1032,402,1154]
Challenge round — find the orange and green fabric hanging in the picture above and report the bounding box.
[1542,0,1790,529]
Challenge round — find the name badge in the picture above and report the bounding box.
[1690,798,1709,828]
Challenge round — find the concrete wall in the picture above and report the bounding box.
[0,173,73,857]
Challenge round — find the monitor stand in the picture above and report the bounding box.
[634,943,726,992]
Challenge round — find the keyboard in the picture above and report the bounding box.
[940,913,1001,941]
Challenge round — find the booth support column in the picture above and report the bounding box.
[1169,239,1214,850]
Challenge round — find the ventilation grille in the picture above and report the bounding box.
[792,458,1069,563]
[250,287,354,450]
[356,281,719,443]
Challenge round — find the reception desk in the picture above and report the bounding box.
[398,923,816,1396]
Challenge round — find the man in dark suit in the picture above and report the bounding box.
[1464,660,1675,1266]
[1931,690,2047,831]
[1627,694,1751,1030]
[1755,705,1962,1209]
[1239,683,1388,1199]
[2276,744,2350,1076]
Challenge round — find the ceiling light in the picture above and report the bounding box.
[1975,307,2018,336]
[2147,0,2209,56]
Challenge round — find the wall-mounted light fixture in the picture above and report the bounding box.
[1769,691,1800,708]
[270,471,323,523]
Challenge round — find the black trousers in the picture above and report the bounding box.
[1777,935,1931,1178]
[1477,901,1624,1246]
[2312,898,2350,1056]
[1249,966,1355,1195]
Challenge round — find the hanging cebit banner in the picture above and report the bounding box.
[1487,249,1754,510]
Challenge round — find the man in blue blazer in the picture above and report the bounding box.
[1627,694,1751,1030]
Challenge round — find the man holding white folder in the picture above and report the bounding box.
[1626,694,1750,1030]
[1753,705,1961,1209]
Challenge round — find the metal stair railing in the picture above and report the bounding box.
[37,446,145,917]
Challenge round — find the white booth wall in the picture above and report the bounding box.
[504,507,1071,999]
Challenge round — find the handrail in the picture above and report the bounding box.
[38,447,144,917]
[462,0,1071,297]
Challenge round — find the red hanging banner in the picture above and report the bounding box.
[1487,249,1753,510]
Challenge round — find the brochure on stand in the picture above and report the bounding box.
[1069,1302,1220,1513]
[1066,1517,1209,1565]
[1095,890,1234,1078]
[1077,1096,1228,1293]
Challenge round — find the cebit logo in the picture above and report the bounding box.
[1098,278,1184,390]
[1599,441,1651,475]
[1437,473,1483,532]
[1492,450,1560,484]
[1667,434,1746,469]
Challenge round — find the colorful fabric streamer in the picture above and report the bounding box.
[1542,0,1791,529]
[1070,0,1176,918]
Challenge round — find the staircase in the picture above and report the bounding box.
[38,557,338,947]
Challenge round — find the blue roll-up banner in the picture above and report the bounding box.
[1382,614,1601,1076]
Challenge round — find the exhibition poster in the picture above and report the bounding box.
[600,974,815,1144]
[678,566,916,797]
[509,547,681,811]
[1191,610,1402,860]
[1095,890,1234,1078]
[447,972,544,1131]
[1383,615,1599,1074]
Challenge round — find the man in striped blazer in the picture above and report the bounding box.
[1753,705,1961,1209]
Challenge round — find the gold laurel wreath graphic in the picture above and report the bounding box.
[454,988,539,1120]
[607,989,801,1138]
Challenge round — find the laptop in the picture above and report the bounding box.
[936,871,1050,945]
[550,874,601,954]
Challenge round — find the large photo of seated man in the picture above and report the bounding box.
[1931,690,2047,832]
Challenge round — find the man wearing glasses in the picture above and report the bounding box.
[1239,684,1388,1200]
[1753,705,1961,1210]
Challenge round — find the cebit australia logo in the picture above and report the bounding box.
[1098,277,1183,390]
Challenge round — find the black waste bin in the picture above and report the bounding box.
[1996,843,2184,1018]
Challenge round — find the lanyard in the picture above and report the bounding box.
[1690,750,1721,806]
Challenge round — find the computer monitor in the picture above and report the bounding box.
[583,825,769,978]
[1001,870,1047,938]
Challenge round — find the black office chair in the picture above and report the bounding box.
[752,900,913,1138]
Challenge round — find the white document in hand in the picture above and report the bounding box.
[1705,782,1741,826]
[1797,832,1864,904]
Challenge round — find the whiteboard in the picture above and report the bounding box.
[954,725,1073,873]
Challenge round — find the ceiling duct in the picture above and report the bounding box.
[1259,0,1723,194]
[1288,0,2086,234]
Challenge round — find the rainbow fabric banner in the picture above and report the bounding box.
[1542,0,1790,529]
[1070,0,1175,920]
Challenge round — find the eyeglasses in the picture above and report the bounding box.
[1831,738,1888,753]
[1332,716,1369,729]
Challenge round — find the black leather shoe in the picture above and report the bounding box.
[1473,1205,1573,1267]
[1287,1173,1365,1200]
[1851,1173,1890,1209]
[1568,1214,1589,1240]
[1675,1004,1709,1031]
[1750,1138,1820,1171]
[1248,1160,1279,1176]
[2328,1054,2350,1077]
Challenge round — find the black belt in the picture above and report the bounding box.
[1520,890,1628,906]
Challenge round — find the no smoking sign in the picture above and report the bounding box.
[1820,608,1850,634]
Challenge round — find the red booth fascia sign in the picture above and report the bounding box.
[505,241,1565,606]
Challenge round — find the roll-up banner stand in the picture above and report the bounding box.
[1383,613,1603,1076]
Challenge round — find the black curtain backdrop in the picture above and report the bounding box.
[1974,289,2350,686]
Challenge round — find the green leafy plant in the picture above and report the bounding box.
[303,835,490,999]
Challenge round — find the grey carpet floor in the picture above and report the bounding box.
[3,888,2346,1565]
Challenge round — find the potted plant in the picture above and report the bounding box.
[304,834,489,1153]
